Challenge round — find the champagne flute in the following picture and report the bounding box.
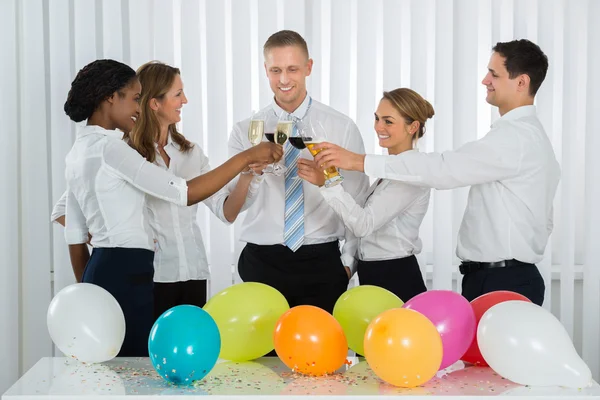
[247,112,265,175]
[264,116,292,176]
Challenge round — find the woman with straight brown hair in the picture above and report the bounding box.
[126,61,266,318]
[299,88,434,302]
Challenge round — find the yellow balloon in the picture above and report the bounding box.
[332,285,403,355]
[203,282,289,361]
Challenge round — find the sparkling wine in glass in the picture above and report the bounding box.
[248,119,264,146]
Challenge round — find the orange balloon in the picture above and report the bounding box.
[273,305,348,376]
[364,308,442,388]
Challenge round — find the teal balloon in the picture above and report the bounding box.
[148,305,220,385]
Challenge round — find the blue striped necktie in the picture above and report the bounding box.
[283,121,304,252]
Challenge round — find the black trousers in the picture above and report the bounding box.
[154,279,208,320]
[82,247,154,357]
[238,241,350,314]
[461,264,545,306]
[357,255,427,303]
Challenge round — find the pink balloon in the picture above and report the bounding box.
[403,290,476,370]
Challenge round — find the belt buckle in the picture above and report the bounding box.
[459,262,480,275]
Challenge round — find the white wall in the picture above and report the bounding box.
[1,0,599,393]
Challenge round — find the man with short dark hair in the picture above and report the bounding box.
[312,39,560,306]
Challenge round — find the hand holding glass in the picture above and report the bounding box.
[295,121,343,187]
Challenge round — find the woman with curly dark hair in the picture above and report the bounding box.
[60,59,281,356]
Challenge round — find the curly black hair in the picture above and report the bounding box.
[64,59,137,122]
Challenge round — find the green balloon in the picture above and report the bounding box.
[333,285,404,355]
[204,282,289,361]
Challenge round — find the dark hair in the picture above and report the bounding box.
[492,39,548,96]
[125,61,193,163]
[64,59,137,122]
[382,88,435,140]
[263,30,309,59]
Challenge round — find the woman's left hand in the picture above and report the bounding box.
[297,158,325,187]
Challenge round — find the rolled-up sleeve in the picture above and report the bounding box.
[103,139,188,206]
[50,190,67,223]
[64,188,89,245]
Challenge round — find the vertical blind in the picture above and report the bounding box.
[0,0,598,391]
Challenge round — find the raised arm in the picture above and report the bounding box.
[102,138,281,207]
[314,127,522,190]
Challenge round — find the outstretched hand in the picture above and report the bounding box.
[312,142,366,172]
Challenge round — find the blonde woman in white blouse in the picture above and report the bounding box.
[298,88,434,302]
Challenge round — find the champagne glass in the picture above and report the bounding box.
[263,116,290,176]
[247,112,265,175]
[305,120,344,187]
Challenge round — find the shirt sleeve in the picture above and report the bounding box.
[363,126,523,190]
[50,190,67,223]
[64,188,89,245]
[338,120,370,271]
[210,123,264,224]
[102,138,188,206]
[321,182,430,238]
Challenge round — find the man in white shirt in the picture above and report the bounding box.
[216,30,369,314]
[312,39,560,306]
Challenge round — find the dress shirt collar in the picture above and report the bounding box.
[270,92,312,120]
[154,132,180,151]
[77,124,124,140]
[492,105,537,128]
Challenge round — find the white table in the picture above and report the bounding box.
[3,357,600,399]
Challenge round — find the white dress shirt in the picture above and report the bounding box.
[146,136,262,282]
[213,95,370,270]
[320,177,430,262]
[364,105,560,264]
[63,125,188,249]
[54,131,262,282]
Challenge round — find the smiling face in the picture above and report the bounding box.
[373,98,417,155]
[109,78,141,133]
[264,45,313,113]
[481,52,522,115]
[154,74,188,127]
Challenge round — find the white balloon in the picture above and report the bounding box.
[477,300,592,388]
[47,283,125,363]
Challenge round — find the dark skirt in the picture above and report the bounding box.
[82,247,154,357]
[357,255,427,303]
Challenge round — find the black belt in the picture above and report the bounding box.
[459,259,535,275]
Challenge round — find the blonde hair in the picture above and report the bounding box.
[382,88,435,147]
[125,61,193,163]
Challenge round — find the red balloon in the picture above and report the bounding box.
[461,291,531,366]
